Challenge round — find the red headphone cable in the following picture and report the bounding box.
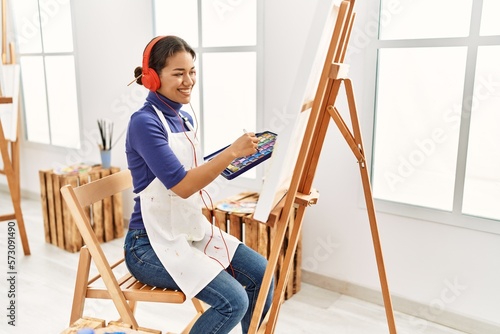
[154,92,198,167]
[200,189,236,277]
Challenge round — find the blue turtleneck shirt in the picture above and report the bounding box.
[125,91,194,230]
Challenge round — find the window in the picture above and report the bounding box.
[371,0,500,232]
[11,0,80,148]
[153,0,261,179]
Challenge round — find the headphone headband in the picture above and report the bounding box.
[142,36,167,91]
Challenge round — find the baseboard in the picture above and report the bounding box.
[302,270,500,334]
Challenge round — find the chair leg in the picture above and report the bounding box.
[180,298,205,334]
[70,247,92,325]
[191,298,205,315]
[129,300,137,314]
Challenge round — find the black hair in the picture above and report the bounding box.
[134,36,196,85]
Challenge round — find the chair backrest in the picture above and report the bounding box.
[60,169,138,327]
[61,168,132,257]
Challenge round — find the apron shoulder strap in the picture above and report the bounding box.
[151,104,173,135]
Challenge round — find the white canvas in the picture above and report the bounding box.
[252,108,311,222]
[253,2,341,223]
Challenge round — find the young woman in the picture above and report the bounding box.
[124,35,273,334]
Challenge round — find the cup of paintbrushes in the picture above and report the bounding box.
[99,147,112,169]
[97,119,114,169]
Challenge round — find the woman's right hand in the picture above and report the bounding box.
[171,132,259,198]
[228,132,259,158]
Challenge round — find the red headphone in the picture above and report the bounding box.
[141,36,166,91]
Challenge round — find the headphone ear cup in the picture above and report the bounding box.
[142,67,160,91]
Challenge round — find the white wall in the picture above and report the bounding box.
[12,0,500,331]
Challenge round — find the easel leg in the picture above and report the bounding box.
[358,161,397,333]
[263,205,305,334]
[248,209,291,334]
[0,122,30,255]
[11,182,30,255]
[344,79,396,333]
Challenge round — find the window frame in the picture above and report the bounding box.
[15,0,82,150]
[366,0,500,234]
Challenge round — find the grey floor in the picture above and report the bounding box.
[0,191,469,334]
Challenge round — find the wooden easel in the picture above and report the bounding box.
[0,0,30,255]
[249,1,396,333]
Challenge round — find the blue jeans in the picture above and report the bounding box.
[124,229,274,334]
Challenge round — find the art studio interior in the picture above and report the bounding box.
[0,0,499,333]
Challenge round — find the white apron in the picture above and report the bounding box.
[139,106,241,299]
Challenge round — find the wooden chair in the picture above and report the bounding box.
[60,169,204,333]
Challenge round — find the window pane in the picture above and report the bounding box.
[39,0,74,52]
[379,0,473,40]
[202,52,256,172]
[20,56,50,144]
[372,47,467,210]
[480,0,500,36]
[201,0,256,47]
[462,46,500,220]
[11,0,43,53]
[45,56,80,148]
[154,0,199,48]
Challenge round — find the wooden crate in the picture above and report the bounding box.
[202,193,301,300]
[39,166,124,253]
